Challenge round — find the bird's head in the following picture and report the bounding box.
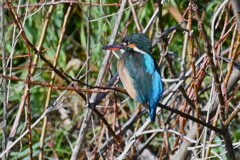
[102,33,152,54]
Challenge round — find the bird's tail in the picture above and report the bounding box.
[150,107,157,122]
[144,103,157,122]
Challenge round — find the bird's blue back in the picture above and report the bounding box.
[118,51,163,122]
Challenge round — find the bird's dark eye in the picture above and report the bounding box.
[122,40,129,46]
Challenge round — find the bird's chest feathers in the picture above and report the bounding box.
[117,52,155,99]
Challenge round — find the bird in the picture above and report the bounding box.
[102,33,163,122]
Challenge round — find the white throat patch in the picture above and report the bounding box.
[133,47,148,55]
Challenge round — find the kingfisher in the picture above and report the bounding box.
[102,33,163,122]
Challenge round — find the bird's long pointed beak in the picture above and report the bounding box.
[102,44,125,51]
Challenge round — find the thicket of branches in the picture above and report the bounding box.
[1,0,240,159]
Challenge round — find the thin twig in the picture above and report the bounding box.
[128,0,141,32]
[231,0,240,33]
[39,3,72,159]
[190,0,226,121]
[0,74,120,93]
[70,1,128,159]
[1,0,7,159]
[7,1,120,8]
[190,1,235,159]
[224,103,240,126]
[5,0,35,159]
[5,0,54,156]
[37,3,55,160]
[188,1,201,144]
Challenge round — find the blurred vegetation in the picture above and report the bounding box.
[0,0,240,159]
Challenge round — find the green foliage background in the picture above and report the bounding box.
[1,0,240,159]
